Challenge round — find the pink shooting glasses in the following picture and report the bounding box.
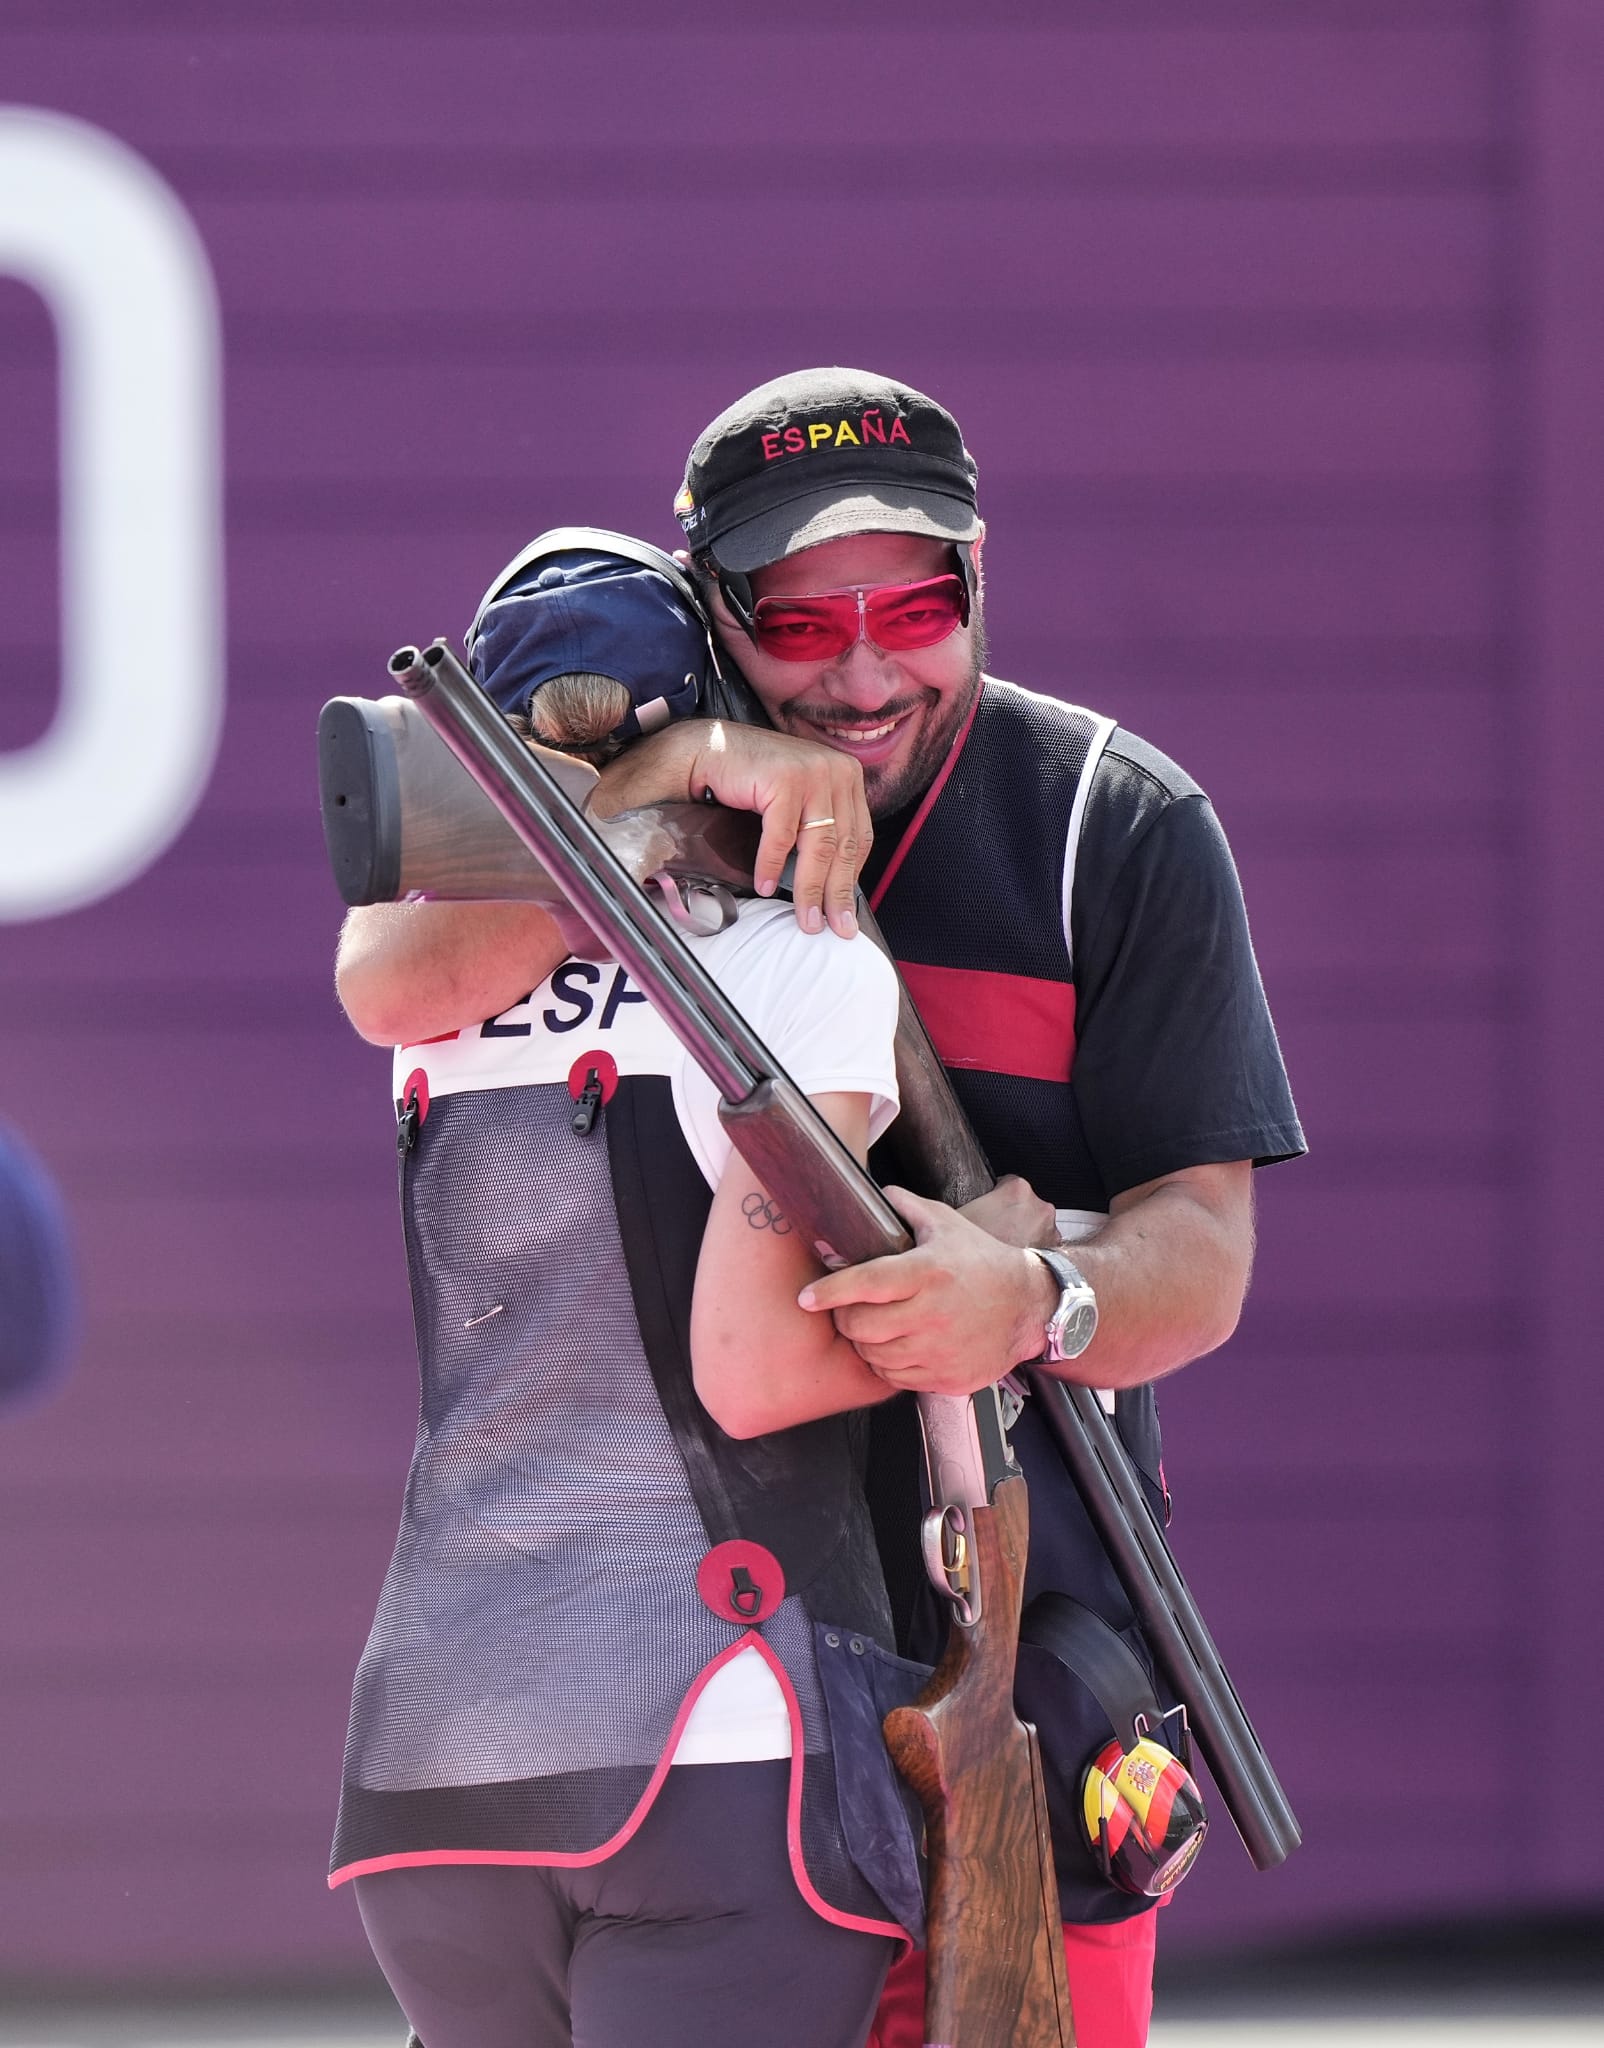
[747,572,969,664]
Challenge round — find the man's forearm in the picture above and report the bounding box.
[799,1161,1256,1396]
[595,718,873,938]
[334,900,568,1047]
[1038,1164,1255,1390]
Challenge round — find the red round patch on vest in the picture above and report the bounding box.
[696,1541,785,1626]
[567,1050,619,1104]
[400,1068,430,1121]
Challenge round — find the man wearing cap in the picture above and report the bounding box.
[336,371,1304,2048]
[660,371,1303,2048]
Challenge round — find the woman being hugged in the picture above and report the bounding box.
[330,536,924,2048]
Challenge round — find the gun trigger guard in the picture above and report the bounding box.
[921,1503,979,1626]
[651,873,739,936]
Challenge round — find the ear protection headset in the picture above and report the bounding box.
[1021,1592,1208,1898]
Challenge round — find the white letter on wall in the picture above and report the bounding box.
[0,107,222,921]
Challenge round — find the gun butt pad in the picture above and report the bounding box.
[317,694,577,906]
[319,696,403,906]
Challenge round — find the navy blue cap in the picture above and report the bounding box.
[467,538,711,742]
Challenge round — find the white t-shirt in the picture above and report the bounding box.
[394,899,899,1190]
[392,899,901,1767]
[672,898,901,1186]
[674,902,899,1762]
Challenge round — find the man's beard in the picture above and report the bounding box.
[862,607,988,817]
[712,594,989,817]
[858,658,982,816]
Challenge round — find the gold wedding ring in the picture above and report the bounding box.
[799,816,836,830]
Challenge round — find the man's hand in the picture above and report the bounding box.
[593,720,872,940]
[798,1161,1257,1395]
[958,1174,1058,1249]
[796,1186,1054,1397]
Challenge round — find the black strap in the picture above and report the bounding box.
[603,1075,870,1611]
[1020,1590,1163,1746]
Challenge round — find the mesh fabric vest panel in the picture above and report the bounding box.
[331,1057,907,1935]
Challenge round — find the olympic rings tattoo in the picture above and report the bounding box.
[741,1190,793,1235]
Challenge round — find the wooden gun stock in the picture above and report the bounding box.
[317,692,763,907]
[884,1472,1075,2048]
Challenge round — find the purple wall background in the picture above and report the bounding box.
[2,0,1600,1985]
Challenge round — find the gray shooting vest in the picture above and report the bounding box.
[329,953,927,1941]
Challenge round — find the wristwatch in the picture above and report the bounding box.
[1024,1247,1099,1362]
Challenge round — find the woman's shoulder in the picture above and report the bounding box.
[693,898,896,1000]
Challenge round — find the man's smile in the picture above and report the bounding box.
[786,702,922,764]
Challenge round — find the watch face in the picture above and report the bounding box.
[1060,1300,1098,1357]
[1049,1293,1098,1361]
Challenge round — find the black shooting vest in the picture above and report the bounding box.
[329,946,927,1942]
[866,678,1176,1927]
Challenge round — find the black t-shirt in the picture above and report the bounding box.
[864,722,1304,1204]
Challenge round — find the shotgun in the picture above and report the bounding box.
[381,639,1075,2048]
[318,676,1302,1875]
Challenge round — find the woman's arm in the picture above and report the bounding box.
[332,717,879,1048]
[334,900,570,1047]
[690,1090,898,1439]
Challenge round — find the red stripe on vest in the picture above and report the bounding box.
[899,963,1076,1083]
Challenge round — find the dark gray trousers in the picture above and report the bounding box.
[353,1760,895,2048]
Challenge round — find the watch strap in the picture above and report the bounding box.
[1025,1246,1087,1295]
[1024,1246,1097,1362]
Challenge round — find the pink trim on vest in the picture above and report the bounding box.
[330,1634,910,1948]
[897,963,1076,1084]
[327,1632,759,1889]
[868,688,984,914]
[745,1631,911,1954]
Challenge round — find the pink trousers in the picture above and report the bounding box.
[867,1913,1159,2048]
